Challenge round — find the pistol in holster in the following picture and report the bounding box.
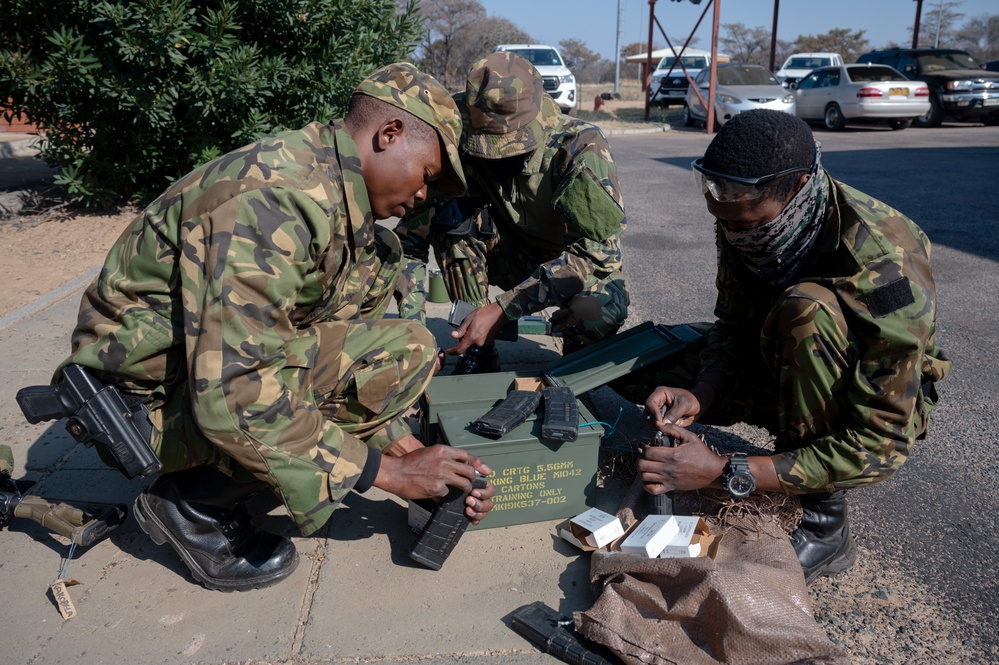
[15,364,162,480]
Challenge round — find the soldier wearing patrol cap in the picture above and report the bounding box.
[54,62,497,591]
[395,51,630,374]
[615,110,951,585]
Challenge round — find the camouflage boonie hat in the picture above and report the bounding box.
[463,52,561,159]
[354,62,467,195]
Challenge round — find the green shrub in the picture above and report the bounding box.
[0,0,423,207]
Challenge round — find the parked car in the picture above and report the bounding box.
[494,44,577,114]
[793,64,930,131]
[649,53,710,107]
[682,64,795,129]
[775,53,844,88]
[855,48,999,126]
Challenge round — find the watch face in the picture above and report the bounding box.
[728,473,755,497]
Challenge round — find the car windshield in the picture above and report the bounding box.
[506,48,563,67]
[657,56,707,71]
[846,65,905,82]
[787,57,832,69]
[716,66,779,86]
[915,51,978,71]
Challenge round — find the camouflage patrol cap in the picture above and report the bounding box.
[463,52,561,159]
[354,62,467,195]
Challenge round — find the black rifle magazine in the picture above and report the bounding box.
[471,390,541,438]
[541,386,578,442]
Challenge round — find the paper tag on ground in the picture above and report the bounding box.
[50,579,78,619]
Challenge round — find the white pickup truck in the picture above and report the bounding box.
[494,44,577,114]
[776,53,844,88]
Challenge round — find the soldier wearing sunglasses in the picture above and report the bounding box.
[612,110,951,585]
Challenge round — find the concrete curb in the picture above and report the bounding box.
[0,135,41,158]
[0,265,99,331]
[602,124,672,136]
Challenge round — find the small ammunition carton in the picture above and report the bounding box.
[658,516,715,558]
[558,508,626,549]
[619,515,680,558]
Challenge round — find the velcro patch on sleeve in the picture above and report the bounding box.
[866,277,915,318]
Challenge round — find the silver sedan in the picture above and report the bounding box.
[794,65,931,131]
[682,64,795,130]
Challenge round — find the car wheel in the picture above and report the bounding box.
[982,113,999,127]
[682,104,696,127]
[889,118,912,130]
[824,104,846,131]
[913,95,943,128]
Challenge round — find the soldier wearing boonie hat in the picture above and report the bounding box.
[50,61,495,592]
[461,51,561,159]
[395,51,630,375]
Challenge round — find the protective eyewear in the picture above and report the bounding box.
[691,159,810,202]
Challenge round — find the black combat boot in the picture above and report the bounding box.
[790,491,857,585]
[453,343,501,375]
[134,465,299,592]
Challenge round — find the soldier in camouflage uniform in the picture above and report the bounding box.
[615,110,951,584]
[394,51,629,374]
[57,63,497,591]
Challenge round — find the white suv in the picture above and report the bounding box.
[775,53,844,88]
[494,44,577,114]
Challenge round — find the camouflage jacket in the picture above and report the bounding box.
[395,96,627,320]
[63,122,390,535]
[699,174,952,491]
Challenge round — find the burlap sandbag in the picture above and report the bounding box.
[575,487,851,665]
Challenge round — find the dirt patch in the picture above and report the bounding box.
[1,204,136,317]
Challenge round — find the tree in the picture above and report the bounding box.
[955,13,999,61]
[558,39,603,84]
[0,0,423,207]
[719,23,772,66]
[413,0,486,90]
[620,40,661,81]
[909,0,965,48]
[793,28,871,63]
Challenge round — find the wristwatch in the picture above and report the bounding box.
[722,453,756,499]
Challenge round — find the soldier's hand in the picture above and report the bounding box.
[373,444,494,505]
[638,423,726,492]
[643,383,714,428]
[448,302,508,354]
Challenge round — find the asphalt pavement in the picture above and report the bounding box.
[1,121,997,665]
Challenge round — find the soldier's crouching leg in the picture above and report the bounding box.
[763,282,855,582]
[133,464,299,592]
[312,318,437,451]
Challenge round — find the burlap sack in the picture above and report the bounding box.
[575,486,850,665]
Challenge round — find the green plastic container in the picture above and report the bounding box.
[437,400,603,530]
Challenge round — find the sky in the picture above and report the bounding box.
[476,0,997,61]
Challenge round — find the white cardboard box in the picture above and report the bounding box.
[558,508,625,549]
[658,516,714,558]
[619,515,680,558]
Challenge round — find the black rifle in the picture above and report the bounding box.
[510,601,614,665]
[1,443,126,546]
[16,364,162,480]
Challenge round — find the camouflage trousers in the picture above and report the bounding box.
[429,211,628,351]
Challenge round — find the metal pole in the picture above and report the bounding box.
[644,0,656,121]
[614,0,623,95]
[769,0,780,72]
[913,0,923,48]
[707,0,719,134]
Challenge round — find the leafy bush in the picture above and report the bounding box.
[0,0,423,207]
